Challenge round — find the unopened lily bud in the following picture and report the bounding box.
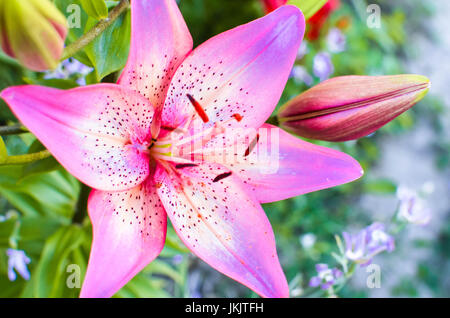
[0,0,68,71]
[278,75,430,141]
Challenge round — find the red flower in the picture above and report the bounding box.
[307,0,340,40]
[261,0,288,13]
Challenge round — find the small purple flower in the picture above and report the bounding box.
[309,264,343,290]
[44,58,93,86]
[64,59,92,74]
[327,28,346,53]
[290,65,313,86]
[191,291,202,298]
[396,186,431,225]
[6,249,31,281]
[313,52,334,81]
[172,254,184,265]
[296,41,309,60]
[343,223,395,266]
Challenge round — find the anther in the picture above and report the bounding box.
[244,134,259,157]
[175,163,199,169]
[232,113,243,122]
[187,94,209,123]
[213,171,232,182]
[161,125,176,131]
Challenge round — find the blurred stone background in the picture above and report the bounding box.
[353,0,450,297]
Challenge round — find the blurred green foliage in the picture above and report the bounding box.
[0,0,448,298]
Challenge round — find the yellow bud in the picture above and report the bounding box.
[0,0,68,71]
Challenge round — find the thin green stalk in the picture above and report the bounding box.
[72,183,91,224]
[0,124,28,136]
[1,150,51,165]
[61,0,130,60]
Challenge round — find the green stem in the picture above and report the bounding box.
[72,183,91,224]
[61,0,130,60]
[1,150,51,165]
[0,124,28,136]
[333,263,357,295]
[9,218,21,250]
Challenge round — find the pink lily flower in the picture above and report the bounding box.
[0,0,363,298]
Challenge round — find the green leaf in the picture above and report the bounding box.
[18,217,67,256]
[23,77,80,89]
[0,269,26,297]
[363,179,397,194]
[84,8,131,80]
[0,52,29,120]
[335,234,345,255]
[0,166,80,219]
[80,0,108,20]
[146,259,184,286]
[32,226,86,297]
[287,0,328,20]
[114,272,170,298]
[163,225,190,254]
[20,140,61,179]
[0,138,7,164]
[0,213,19,248]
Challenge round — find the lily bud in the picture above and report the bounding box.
[0,0,68,71]
[278,75,430,141]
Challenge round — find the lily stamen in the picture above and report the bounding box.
[173,114,243,149]
[244,133,260,157]
[187,94,209,123]
[212,171,233,182]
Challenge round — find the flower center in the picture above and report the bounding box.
[148,94,243,166]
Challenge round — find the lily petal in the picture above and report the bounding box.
[161,5,305,131]
[118,0,192,110]
[199,124,363,203]
[155,163,289,298]
[81,178,167,298]
[1,84,153,191]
